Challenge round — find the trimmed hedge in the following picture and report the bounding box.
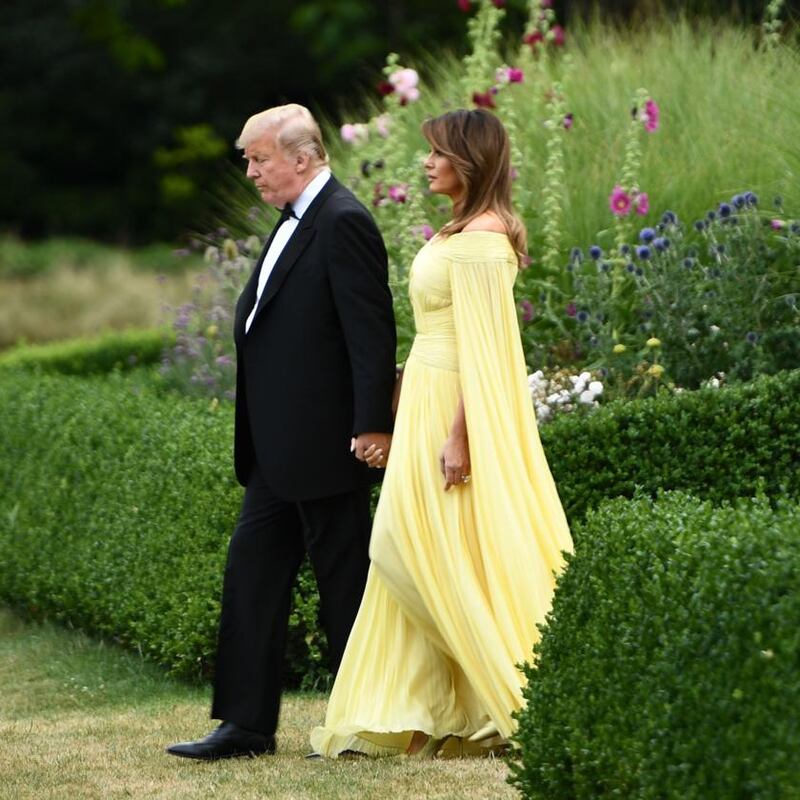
[510,492,800,799]
[0,328,173,376]
[0,369,797,686]
[0,370,326,687]
[542,369,800,526]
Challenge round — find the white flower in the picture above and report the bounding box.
[579,371,591,383]
[340,123,369,144]
[546,392,561,405]
[374,114,391,138]
[588,380,604,396]
[536,405,552,422]
[709,325,721,335]
[579,390,597,405]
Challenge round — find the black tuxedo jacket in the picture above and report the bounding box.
[232,175,397,500]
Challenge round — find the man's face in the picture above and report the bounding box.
[243,132,303,208]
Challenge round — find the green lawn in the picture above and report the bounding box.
[0,609,516,800]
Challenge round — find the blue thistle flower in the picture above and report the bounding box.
[686,246,699,258]
[570,247,584,263]
[682,257,694,269]
[639,228,656,243]
[635,267,644,276]
[599,261,611,273]
[718,203,732,218]
[662,210,677,225]
[620,244,631,255]
[694,220,706,232]
[745,192,758,207]
[732,194,746,209]
[707,210,717,222]
[577,310,590,323]
[589,245,602,260]
[636,245,651,260]
[657,223,666,233]
[746,331,759,344]
[791,223,800,235]
[653,237,669,252]
[626,262,636,272]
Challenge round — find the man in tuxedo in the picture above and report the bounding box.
[167,104,396,760]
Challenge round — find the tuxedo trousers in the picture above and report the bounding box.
[211,462,372,735]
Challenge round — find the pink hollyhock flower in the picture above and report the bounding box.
[377,80,394,97]
[422,224,434,240]
[609,185,632,216]
[388,183,408,203]
[524,30,544,48]
[508,67,524,83]
[472,91,496,109]
[457,0,471,10]
[492,0,507,7]
[550,25,566,46]
[563,113,574,130]
[771,219,786,230]
[340,123,368,144]
[642,99,660,132]
[389,68,420,103]
[635,192,650,216]
[566,302,578,318]
[519,299,535,322]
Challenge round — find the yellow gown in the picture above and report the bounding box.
[310,231,573,757]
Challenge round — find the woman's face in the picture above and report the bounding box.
[423,146,463,203]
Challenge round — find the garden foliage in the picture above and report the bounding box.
[0,329,172,376]
[1,368,797,686]
[509,491,800,799]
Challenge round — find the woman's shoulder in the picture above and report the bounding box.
[462,211,507,234]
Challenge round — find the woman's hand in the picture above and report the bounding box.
[440,434,471,491]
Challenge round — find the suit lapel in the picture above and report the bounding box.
[248,176,340,329]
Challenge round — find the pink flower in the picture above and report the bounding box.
[412,224,435,241]
[508,67,524,83]
[377,80,394,97]
[472,90,496,109]
[510,167,519,181]
[642,99,660,133]
[388,183,408,203]
[635,192,650,216]
[524,30,544,48]
[550,25,566,46]
[566,302,577,318]
[519,299,535,322]
[389,68,420,103]
[563,113,574,130]
[609,185,632,216]
[540,0,553,6]
[457,0,471,10]
[340,123,368,144]
[771,219,786,230]
[492,0,507,7]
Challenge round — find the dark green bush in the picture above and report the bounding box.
[0,328,174,376]
[509,492,800,799]
[1,369,797,688]
[542,369,800,527]
[0,370,327,687]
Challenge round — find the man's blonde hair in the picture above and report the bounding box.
[237,104,329,166]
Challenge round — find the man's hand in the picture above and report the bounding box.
[351,432,393,469]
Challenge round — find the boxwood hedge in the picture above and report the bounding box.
[509,492,800,799]
[0,328,172,375]
[0,368,797,686]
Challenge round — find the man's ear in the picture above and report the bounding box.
[295,152,310,173]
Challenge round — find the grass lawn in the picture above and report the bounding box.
[0,609,516,800]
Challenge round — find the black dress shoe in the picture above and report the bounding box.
[166,721,276,761]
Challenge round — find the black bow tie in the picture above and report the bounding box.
[278,203,298,224]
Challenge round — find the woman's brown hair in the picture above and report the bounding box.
[422,109,527,266]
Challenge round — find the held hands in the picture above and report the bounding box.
[440,434,471,492]
[351,432,392,469]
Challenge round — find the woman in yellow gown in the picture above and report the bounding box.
[310,109,573,758]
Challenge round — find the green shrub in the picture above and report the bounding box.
[0,328,174,376]
[1,369,796,688]
[0,370,327,687]
[509,491,800,799]
[541,368,800,526]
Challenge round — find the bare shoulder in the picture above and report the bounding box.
[462,211,507,234]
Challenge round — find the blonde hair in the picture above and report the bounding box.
[422,109,527,266]
[237,103,329,167]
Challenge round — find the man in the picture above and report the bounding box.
[167,104,396,760]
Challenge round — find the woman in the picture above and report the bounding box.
[310,109,573,758]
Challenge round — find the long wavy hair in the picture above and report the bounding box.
[422,109,527,267]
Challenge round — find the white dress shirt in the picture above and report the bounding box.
[244,169,331,334]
